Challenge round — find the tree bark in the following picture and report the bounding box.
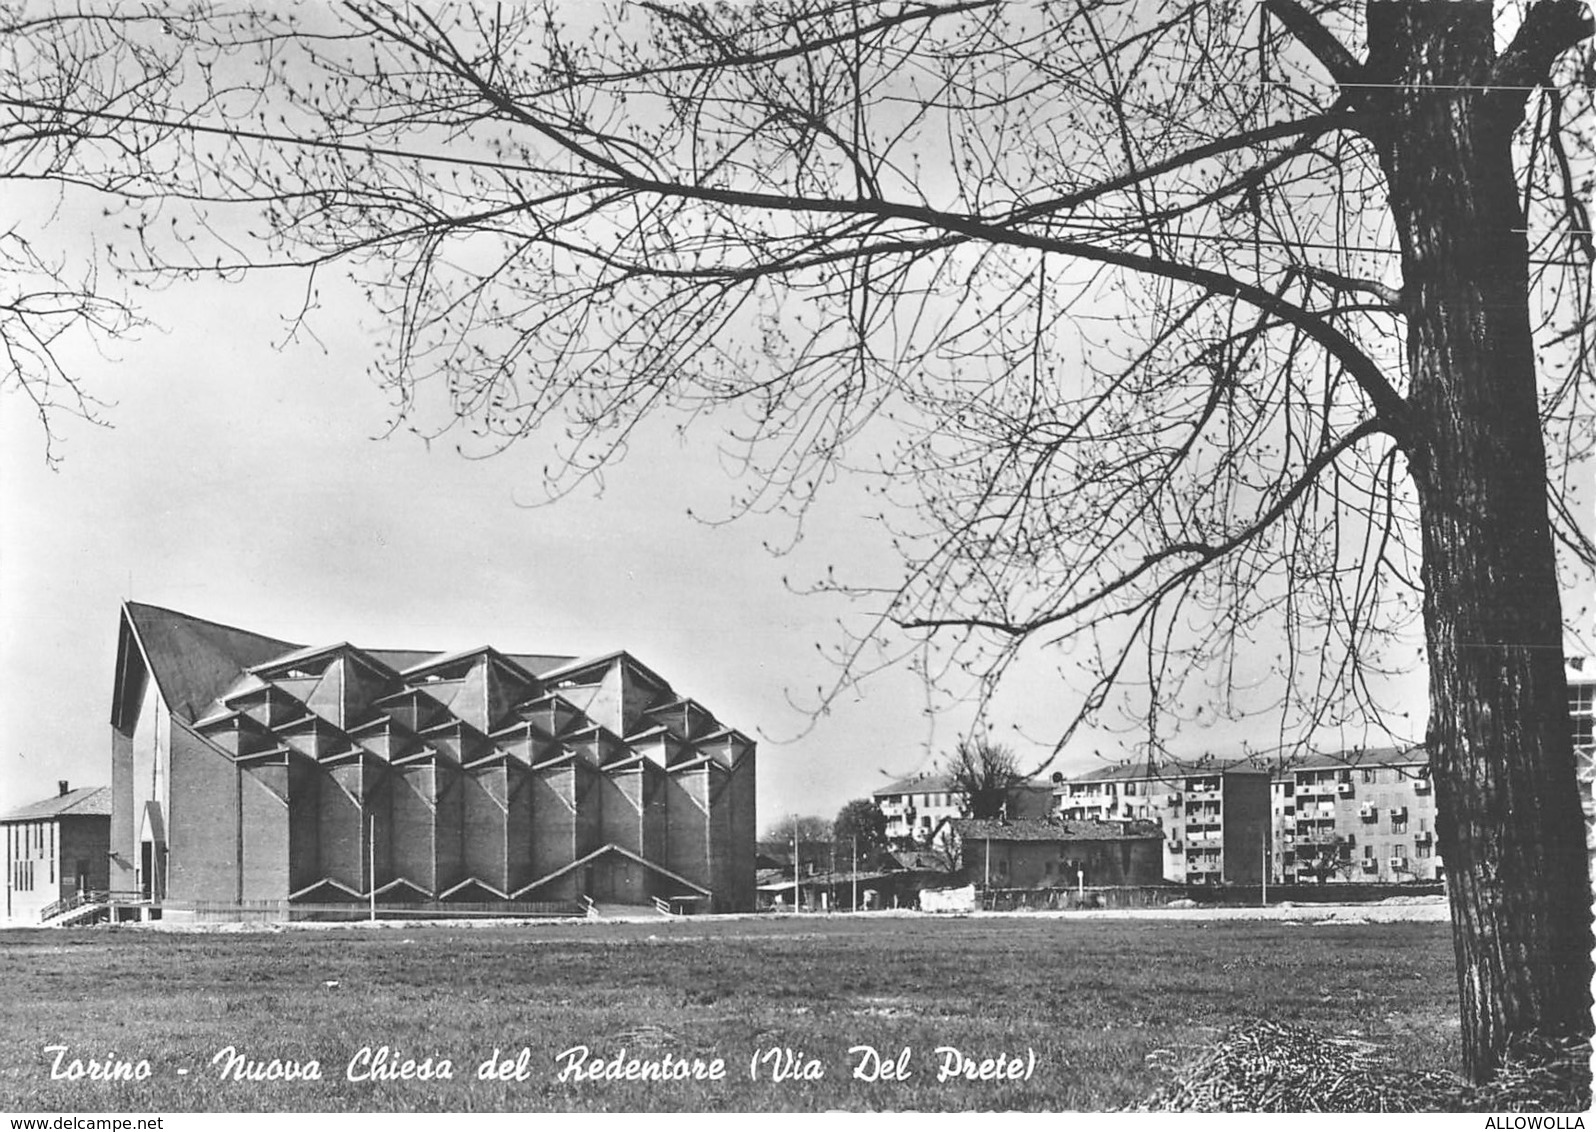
[1369,0,1594,1082]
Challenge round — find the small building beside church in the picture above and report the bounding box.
[2,783,111,922]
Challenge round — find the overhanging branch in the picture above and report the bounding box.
[1261,0,1362,84]
[1494,0,1595,90]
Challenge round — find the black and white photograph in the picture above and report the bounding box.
[1,0,1592,1116]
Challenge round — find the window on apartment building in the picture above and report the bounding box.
[1570,683,1594,742]
[1125,782,1137,795]
[1573,703,1594,749]
[1416,843,1432,859]
[1392,814,1408,834]
[1362,768,1377,784]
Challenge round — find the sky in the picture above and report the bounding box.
[0,7,1470,826]
[0,261,918,819]
[0,237,1404,826]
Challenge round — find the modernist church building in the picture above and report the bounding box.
[109,602,756,914]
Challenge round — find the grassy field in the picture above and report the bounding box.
[0,913,1459,1112]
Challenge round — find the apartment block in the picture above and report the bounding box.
[1569,656,1595,876]
[1053,763,1271,883]
[1273,747,1440,884]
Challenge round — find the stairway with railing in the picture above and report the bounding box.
[38,889,147,927]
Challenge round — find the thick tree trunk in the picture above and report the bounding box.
[1370,1,1593,1082]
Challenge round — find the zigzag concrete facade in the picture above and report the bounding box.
[110,603,756,915]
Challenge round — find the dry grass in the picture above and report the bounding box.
[1138,1021,1591,1113]
[1,914,1462,1111]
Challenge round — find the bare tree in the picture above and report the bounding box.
[764,814,832,845]
[3,0,1594,1080]
[943,737,1027,820]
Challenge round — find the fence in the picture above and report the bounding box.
[161,899,587,923]
[978,880,1445,911]
[980,886,1178,911]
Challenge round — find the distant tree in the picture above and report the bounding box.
[764,814,833,878]
[944,738,1028,820]
[922,819,963,877]
[765,814,833,847]
[833,798,888,854]
[1296,844,1356,885]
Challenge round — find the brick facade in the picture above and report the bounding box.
[109,602,756,916]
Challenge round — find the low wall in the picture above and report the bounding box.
[160,899,587,923]
[979,880,1444,911]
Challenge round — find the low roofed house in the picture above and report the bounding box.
[109,602,756,916]
[954,817,1164,889]
[2,782,111,922]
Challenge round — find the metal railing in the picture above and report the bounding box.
[39,889,146,922]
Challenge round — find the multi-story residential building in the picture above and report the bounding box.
[2,782,111,922]
[873,774,1052,847]
[1569,656,1595,876]
[1053,763,1271,884]
[874,774,963,846]
[1272,747,1440,884]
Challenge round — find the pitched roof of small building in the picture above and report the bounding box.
[886,847,950,871]
[0,786,112,822]
[873,773,957,797]
[954,817,1162,842]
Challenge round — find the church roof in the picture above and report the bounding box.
[117,603,744,773]
[121,602,298,722]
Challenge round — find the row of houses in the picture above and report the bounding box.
[876,656,1596,886]
[1053,747,1438,885]
[5,603,1593,920]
